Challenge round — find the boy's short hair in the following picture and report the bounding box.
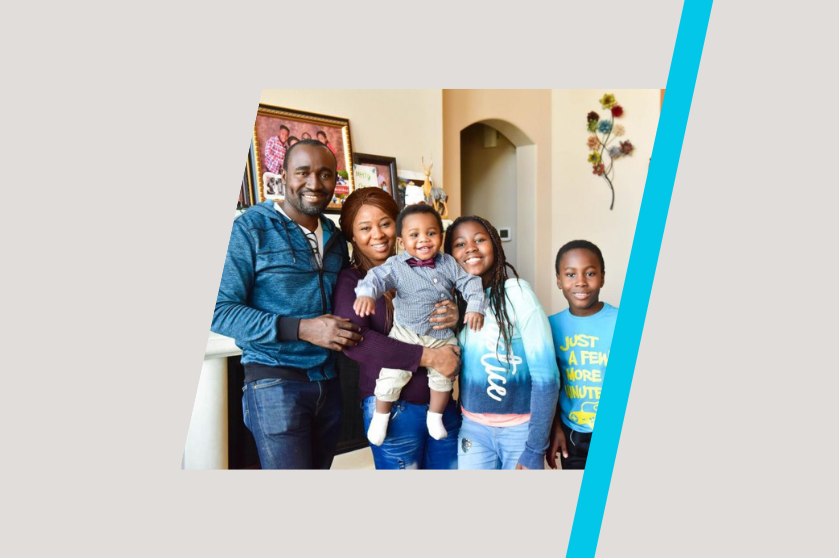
[279,125,290,133]
[555,240,606,274]
[396,203,443,237]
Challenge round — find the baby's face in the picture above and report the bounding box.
[398,212,442,261]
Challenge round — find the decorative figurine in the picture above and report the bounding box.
[421,156,449,218]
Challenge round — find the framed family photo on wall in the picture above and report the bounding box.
[352,153,399,206]
[251,104,355,211]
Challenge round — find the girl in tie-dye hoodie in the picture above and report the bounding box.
[444,216,560,470]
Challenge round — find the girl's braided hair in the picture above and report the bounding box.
[444,215,519,365]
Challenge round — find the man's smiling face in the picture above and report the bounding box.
[281,143,337,220]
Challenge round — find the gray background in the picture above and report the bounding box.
[599,2,838,556]
[1,1,833,556]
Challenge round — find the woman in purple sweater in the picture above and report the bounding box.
[334,188,462,469]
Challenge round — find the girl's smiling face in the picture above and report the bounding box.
[448,220,495,285]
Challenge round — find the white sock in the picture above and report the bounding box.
[367,411,391,446]
[427,411,447,440]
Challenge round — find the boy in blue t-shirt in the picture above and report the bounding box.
[547,240,618,470]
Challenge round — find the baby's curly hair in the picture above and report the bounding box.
[396,203,443,237]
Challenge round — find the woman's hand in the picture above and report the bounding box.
[429,299,459,331]
[421,345,461,379]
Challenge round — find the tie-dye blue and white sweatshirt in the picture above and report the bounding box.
[457,278,560,469]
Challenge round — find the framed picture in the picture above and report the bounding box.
[252,104,354,212]
[397,169,429,208]
[238,148,255,210]
[352,153,399,206]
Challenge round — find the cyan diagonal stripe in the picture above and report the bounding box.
[565,2,713,557]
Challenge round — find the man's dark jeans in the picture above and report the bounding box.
[242,376,342,469]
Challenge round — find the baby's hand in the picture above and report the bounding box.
[353,296,376,317]
[464,312,484,332]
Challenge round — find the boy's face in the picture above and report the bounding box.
[398,212,441,261]
[557,248,605,317]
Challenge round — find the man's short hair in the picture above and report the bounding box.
[282,139,337,173]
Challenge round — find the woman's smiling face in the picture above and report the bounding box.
[351,204,396,267]
[448,220,495,285]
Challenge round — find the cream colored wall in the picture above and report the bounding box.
[261,89,657,316]
[550,89,660,315]
[460,124,519,270]
[443,89,554,302]
[260,89,444,190]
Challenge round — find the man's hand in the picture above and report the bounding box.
[515,463,530,470]
[353,296,376,317]
[547,417,569,470]
[464,312,484,332]
[298,315,362,351]
[421,345,461,379]
[429,299,459,331]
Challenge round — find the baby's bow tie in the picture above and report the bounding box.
[406,257,435,269]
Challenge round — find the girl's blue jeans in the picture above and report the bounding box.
[457,414,530,470]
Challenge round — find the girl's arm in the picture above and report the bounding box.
[512,282,561,470]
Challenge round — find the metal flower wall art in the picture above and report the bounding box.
[587,93,635,210]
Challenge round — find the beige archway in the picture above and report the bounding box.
[459,119,537,286]
[442,90,553,301]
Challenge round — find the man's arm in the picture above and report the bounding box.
[212,221,361,350]
[212,220,285,343]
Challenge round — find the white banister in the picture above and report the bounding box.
[182,333,241,470]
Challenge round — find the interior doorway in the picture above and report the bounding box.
[460,123,519,270]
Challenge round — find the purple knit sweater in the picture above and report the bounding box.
[333,267,429,404]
